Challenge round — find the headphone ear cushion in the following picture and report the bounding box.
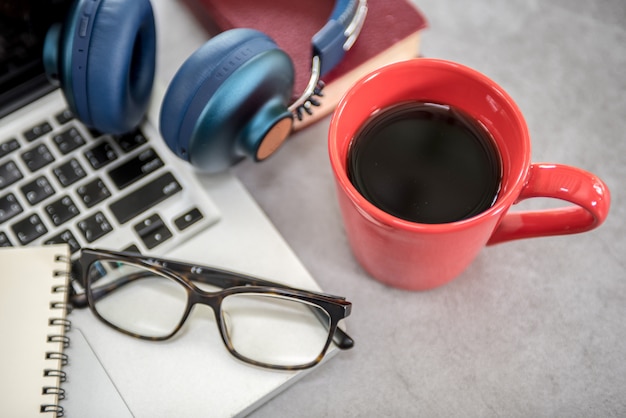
[58,0,156,133]
[160,28,294,170]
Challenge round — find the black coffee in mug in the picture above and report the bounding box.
[347,101,502,224]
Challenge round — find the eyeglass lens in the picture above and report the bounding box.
[87,260,333,367]
[88,260,188,338]
[222,294,331,367]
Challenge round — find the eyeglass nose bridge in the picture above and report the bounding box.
[183,289,241,355]
[185,288,225,319]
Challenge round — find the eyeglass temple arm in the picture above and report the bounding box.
[310,304,354,350]
[163,260,347,300]
[334,327,354,350]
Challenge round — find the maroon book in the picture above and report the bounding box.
[181,0,428,129]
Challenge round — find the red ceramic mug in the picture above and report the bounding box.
[328,58,611,290]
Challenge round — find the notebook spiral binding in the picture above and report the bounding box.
[40,253,72,417]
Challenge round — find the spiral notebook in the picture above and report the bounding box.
[0,244,71,418]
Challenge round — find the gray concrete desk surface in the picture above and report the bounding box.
[154,1,626,416]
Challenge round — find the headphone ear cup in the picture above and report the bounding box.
[160,28,295,173]
[46,0,156,133]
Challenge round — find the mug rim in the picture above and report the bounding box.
[328,58,531,233]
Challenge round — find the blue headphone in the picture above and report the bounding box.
[43,0,367,172]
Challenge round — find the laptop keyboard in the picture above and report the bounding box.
[0,90,220,256]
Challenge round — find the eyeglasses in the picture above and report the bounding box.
[73,248,354,370]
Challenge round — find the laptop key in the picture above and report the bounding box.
[134,214,173,249]
[53,158,86,187]
[0,231,12,247]
[11,214,48,245]
[20,175,55,205]
[21,143,55,172]
[45,229,81,254]
[76,178,111,208]
[114,128,147,153]
[0,161,23,189]
[108,148,163,190]
[55,109,74,125]
[0,193,23,223]
[77,211,113,243]
[52,127,85,155]
[123,244,141,254]
[174,208,204,231]
[23,121,53,142]
[109,172,182,224]
[45,195,80,226]
[0,138,20,158]
[85,140,118,170]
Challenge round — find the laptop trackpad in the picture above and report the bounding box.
[62,327,134,417]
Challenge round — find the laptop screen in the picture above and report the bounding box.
[0,0,72,118]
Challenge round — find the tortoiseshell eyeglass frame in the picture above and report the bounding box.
[71,248,354,370]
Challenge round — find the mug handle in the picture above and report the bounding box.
[487,163,611,245]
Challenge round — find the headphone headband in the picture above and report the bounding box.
[290,0,368,120]
[313,0,368,76]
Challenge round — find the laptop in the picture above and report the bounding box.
[1,2,341,416]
